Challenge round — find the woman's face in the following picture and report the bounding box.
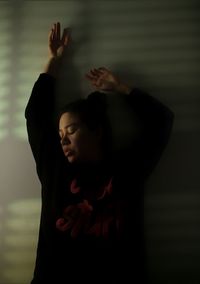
[59,112,103,164]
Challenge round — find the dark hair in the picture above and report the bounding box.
[57,91,112,156]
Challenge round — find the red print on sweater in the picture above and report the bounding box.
[56,177,123,239]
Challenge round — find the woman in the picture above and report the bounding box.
[25,22,174,284]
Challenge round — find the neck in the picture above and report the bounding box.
[71,159,111,180]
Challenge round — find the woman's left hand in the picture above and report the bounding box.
[48,22,70,58]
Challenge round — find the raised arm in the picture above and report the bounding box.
[126,87,174,179]
[44,22,71,77]
[86,67,174,179]
[25,22,70,180]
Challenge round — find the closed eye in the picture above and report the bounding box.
[67,125,78,134]
[59,123,79,137]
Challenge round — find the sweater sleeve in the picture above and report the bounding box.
[120,88,174,180]
[25,73,63,182]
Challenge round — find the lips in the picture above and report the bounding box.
[66,151,74,157]
[62,147,73,156]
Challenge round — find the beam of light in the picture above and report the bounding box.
[13,112,27,140]
[2,198,41,284]
[0,6,11,143]
[0,116,9,140]
[2,268,34,284]
[6,198,41,215]
[0,100,9,111]
[4,234,37,248]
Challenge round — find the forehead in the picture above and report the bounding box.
[59,112,81,127]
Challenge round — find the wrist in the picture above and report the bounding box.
[44,56,62,77]
[115,82,131,95]
[48,54,61,61]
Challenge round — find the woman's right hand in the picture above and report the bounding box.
[86,67,131,94]
[48,22,70,58]
[85,67,120,92]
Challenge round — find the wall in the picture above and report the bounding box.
[0,1,199,283]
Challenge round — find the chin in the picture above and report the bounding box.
[67,155,77,163]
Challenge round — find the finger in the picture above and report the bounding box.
[56,22,61,40]
[52,23,56,40]
[90,69,99,78]
[90,69,99,77]
[85,70,98,81]
[99,68,110,75]
[85,73,95,81]
[64,34,70,46]
[62,28,70,45]
[48,29,53,42]
[99,67,108,71]
[94,68,103,75]
[93,68,106,78]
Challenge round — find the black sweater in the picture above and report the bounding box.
[25,73,174,284]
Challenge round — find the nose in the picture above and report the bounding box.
[61,135,70,146]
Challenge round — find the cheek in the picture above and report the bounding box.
[70,132,86,150]
[74,132,95,151]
